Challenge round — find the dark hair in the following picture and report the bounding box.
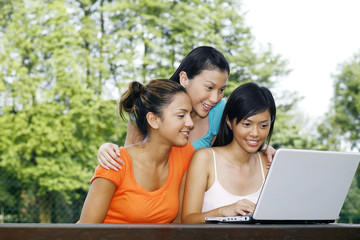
[213,82,276,150]
[169,46,230,82]
[119,79,186,136]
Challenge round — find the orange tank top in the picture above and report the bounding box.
[90,142,194,223]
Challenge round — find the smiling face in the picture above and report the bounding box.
[180,69,228,118]
[227,110,272,153]
[157,92,194,146]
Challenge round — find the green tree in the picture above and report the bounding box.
[319,51,360,151]
[317,50,360,223]
[0,0,126,222]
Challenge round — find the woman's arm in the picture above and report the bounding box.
[78,178,117,223]
[171,172,187,224]
[97,120,144,170]
[124,119,145,146]
[262,144,276,168]
[182,149,255,223]
[181,149,212,223]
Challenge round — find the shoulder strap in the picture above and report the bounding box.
[257,152,265,181]
[210,148,218,179]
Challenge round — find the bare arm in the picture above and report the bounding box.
[124,119,145,146]
[78,178,117,223]
[171,172,187,224]
[182,149,212,223]
[262,144,276,168]
[182,149,255,224]
[97,120,144,170]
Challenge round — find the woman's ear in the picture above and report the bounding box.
[179,71,189,88]
[146,112,160,129]
[226,116,232,130]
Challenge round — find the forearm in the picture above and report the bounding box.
[124,120,145,146]
[172,173,186,224]
[182,208,223,224]
[78,208,106,223]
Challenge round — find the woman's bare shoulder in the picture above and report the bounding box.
[193,147,213,158]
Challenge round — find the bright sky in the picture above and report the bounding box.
[242,0,360,123]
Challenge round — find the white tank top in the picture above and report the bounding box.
[202,149,265,213]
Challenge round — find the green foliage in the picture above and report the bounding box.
[339,174,360,223]
[318,50,360,151]
[318,49,360,223]
[0,0,126,222]
[333,51,360,150]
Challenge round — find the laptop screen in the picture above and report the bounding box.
[252,149,360,221]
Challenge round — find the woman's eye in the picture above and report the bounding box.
[220,88,225,93]
[177,114,185,118]
[242,122,251,127]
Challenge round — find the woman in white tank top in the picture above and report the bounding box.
[182,82,277,223]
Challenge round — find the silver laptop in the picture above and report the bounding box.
[205,148,360,224]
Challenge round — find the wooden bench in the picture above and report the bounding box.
[0,223,359,240]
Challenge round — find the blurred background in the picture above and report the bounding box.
[0,0,359,223]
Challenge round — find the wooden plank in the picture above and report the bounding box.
[0,223,359,240]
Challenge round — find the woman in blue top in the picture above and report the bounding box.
[97,46,274,170]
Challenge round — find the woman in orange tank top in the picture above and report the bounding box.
[78,79,194,224]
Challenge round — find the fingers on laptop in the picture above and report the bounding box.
[222,199,255,216]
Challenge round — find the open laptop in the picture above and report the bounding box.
[205,148,360,224]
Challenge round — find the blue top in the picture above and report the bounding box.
[191,98,226,150]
